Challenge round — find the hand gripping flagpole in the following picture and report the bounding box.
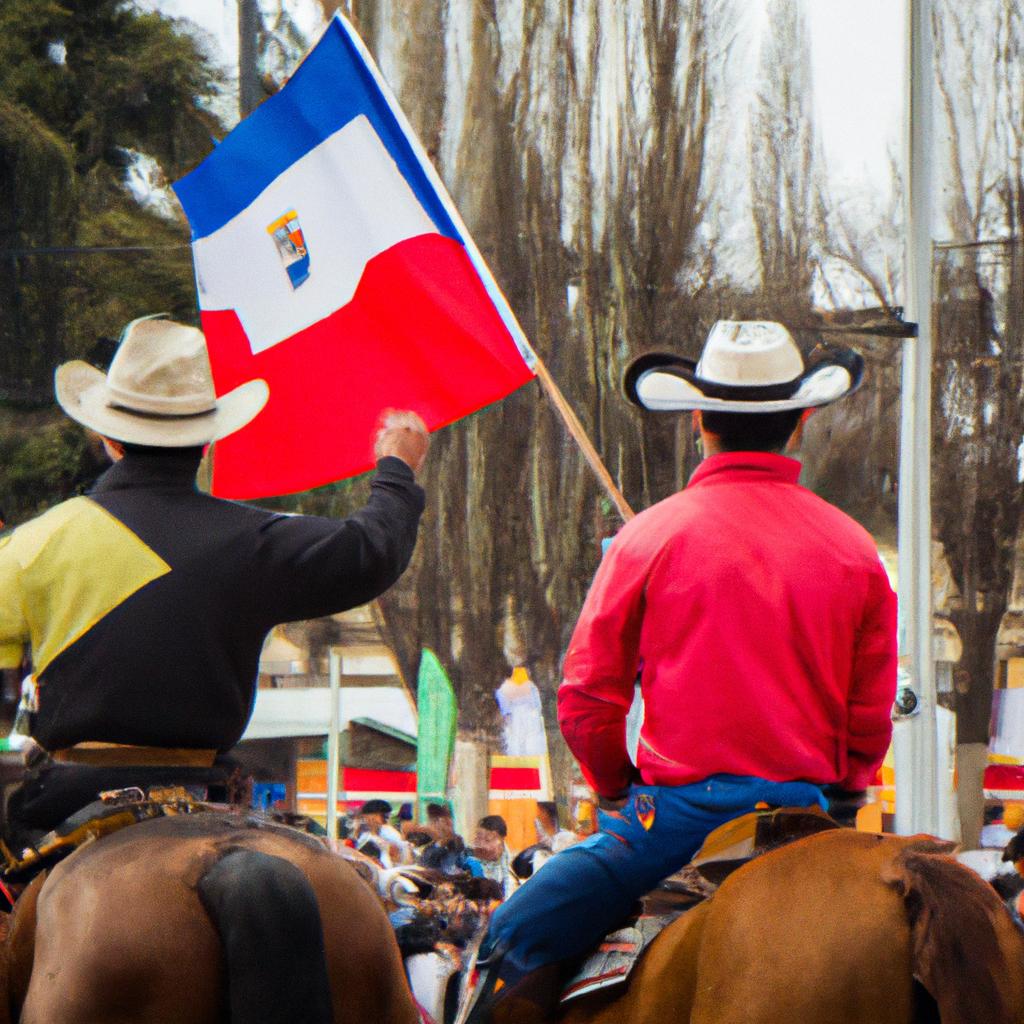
[335,15,635,524]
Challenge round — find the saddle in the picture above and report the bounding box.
[560,805,839,1005]
[0,778,340,890]
[0,785,213,881]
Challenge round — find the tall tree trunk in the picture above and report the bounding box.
[238,0,263,119]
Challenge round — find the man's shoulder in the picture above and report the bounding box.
[226,500,342,538]
[682,461,880,553]
[13,494,93,531]
[796,488,882,553]
[626,489,697,530]
[0,496,95,567]
[622,478,883,565]
[600,491,704,568]
[198,492,285,524]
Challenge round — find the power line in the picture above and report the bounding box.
[3,244,190,258]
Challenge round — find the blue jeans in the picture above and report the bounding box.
[484,775,825,975]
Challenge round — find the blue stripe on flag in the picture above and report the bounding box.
[173,19,462,243]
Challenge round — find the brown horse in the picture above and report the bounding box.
[542,830,1024,1024]
[0,812,419,1024]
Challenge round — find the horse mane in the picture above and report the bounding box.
[885,846,1022,1024]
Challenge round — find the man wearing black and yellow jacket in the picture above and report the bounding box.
[0,315,428,850]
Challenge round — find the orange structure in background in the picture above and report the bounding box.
[297,760,416,824]
[487,754,552,854]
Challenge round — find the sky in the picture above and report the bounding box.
[129,0,909,311]
[146,0,907,192]
[806,0,905,188]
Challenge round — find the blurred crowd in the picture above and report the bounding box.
[341,798,582,900]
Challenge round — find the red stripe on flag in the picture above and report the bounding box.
[489,767,542,790]
[203,234,534,498]
[342,768,417,793]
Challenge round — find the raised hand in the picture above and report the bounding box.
[373,410,429,474]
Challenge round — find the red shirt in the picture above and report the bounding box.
[557,452,897,798]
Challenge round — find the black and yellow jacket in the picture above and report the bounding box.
[0,451,424,753]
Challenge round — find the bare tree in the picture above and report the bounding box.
[361,0,736,748]
[749,1,824,310]
[237,0,264,118]
[258,1,904,775]
[931,0,1024,744]
[742,4,894,526]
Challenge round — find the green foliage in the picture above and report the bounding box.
[0,3,73,130]
[0,98,78,396]
[0,0,221,179]
[0,99,76,242]
[0,0,223,517]
[61,196,199,359]
[0,410,105,524]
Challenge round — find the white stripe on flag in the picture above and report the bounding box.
[334,14,537,370]
[192,114,437,355]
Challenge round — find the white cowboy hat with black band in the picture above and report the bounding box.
[624,320,864,413]
[55,315,268,447]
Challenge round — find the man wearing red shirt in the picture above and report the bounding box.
[462,321,897,1024]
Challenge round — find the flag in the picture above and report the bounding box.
[173,15,536,498]
[415,649,458,819]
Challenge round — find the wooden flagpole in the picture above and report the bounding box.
[532,359,634,522]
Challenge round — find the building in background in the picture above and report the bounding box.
[237,604,418,825]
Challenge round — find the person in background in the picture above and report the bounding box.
[354,799,409,867]
[464,844,486,880]
[419,834,473,876]
[534,802,578,854]
[395,801,416,838]
[425,802,456,844]
[473,814,517,899]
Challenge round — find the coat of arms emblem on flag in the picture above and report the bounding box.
[266,211,310,289]
[173,14,536,499]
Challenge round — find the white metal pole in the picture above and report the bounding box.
[327,649,341,848]
[895,0,941,836]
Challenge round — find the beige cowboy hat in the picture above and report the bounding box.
[624,320,864,413]
[55,315,268,447]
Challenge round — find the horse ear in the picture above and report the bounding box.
[884,849,1024,1024]
[897,834,958,857]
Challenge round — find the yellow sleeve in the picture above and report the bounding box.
[0,534,28,668]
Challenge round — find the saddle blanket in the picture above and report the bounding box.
[560,913,680,1004]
